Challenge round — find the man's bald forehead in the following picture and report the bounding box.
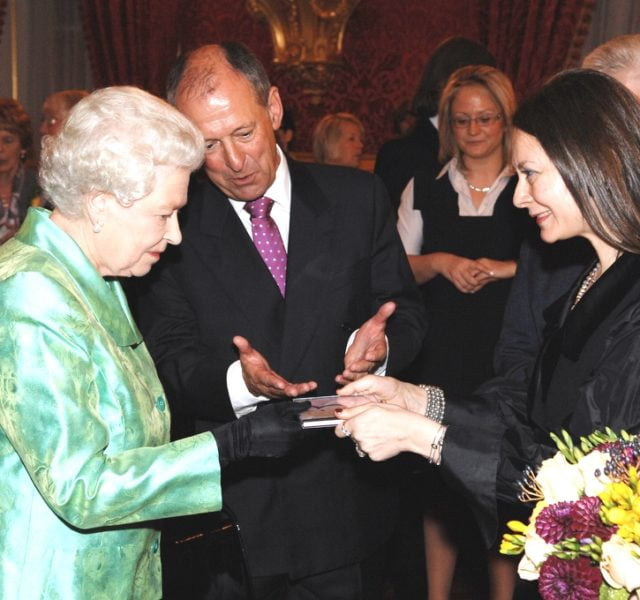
[174,45,230,104]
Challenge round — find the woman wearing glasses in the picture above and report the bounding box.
[396,65,530,600]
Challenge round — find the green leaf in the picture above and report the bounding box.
[562,429,575,449]
[598,582,630,599]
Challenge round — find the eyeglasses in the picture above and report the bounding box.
[451,113,502,129]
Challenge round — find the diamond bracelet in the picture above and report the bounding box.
[418,384,446,423]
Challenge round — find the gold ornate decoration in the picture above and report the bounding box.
[247,0,361,103]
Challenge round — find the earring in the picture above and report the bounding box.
[92,222,102,234]
[19,150,26,160]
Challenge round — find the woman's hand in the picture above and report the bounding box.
[431,253,494,293]
[334,403,439,461]
[474,258,517,284]
[337,374,426,414]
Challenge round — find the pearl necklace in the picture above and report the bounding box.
[468,182,491,193]
[572,262,600,309]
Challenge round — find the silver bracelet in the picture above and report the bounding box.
[427,423,447,465]
[418,384,446,423]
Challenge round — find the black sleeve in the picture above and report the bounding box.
[130,258,238,424]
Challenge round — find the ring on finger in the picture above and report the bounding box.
[340,423,351,437]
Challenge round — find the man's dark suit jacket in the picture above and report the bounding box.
[136,159,426,579]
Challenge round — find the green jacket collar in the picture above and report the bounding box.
[16,208,142,347]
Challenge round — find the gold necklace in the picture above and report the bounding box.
[572,262,600,309]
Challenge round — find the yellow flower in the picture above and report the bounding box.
[506,520,528,534]
[610,482,634,506]
[500,535,524,556]
[617,521,640,546]
[604,506,633,526]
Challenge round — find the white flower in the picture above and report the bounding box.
[518,528,554,581]
[576,449,612,496]
[601,534,640,593]
[536,452,584,503]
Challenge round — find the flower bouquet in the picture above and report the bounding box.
[500,429,640,599]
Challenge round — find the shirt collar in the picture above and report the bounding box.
[263,145,291,208]
[14,208,142,347]
[438,157,514,217]
[227,145,291,207]
[436,156,513,184]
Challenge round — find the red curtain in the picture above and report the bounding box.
[481,0,597,99]
[77,0,598,152]
[0,0,8,46]
[78,0,185,96]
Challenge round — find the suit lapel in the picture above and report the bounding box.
[279,161,337,379]
[184,180,284,356]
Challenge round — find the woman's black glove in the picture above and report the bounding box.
[213,400,310,467]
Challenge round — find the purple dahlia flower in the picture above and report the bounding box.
[538,556,601,600]
[568,496,615,541]
[536,501,575,544]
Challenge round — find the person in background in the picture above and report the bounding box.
[398,64,529,600]
[0,85,307,600]
[40,89,90,137]
[134,41,426,599]
[0,98,40,243]
[390,101,417,138]
[276,107,296,153]
[583,33,640,97]
[312,111,365,168]
[337,67,640,600]
[375,36,496,211]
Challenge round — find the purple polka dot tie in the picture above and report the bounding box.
[244,196,287,296]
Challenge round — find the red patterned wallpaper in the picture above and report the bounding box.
[181,0,482,156]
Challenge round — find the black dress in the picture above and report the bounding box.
[405,169,529,396]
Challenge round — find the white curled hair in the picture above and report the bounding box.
[39,86,204,217]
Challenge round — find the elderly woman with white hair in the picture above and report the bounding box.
[0,86,306,599]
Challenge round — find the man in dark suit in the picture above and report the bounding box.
[137,42,426,599]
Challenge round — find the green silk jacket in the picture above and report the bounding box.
[0,209,223,599]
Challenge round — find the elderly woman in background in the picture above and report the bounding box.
[40,88,90,137]
[335,68,640,591]
[0,98,40,242]
[0,86,306,600]
[312,111,365,168]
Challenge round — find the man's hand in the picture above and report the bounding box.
[335,301,395,385]
[234,336,317,398]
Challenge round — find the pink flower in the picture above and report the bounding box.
[536,501,575,544]
[538,556,602,600]
[568,496,615,542]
